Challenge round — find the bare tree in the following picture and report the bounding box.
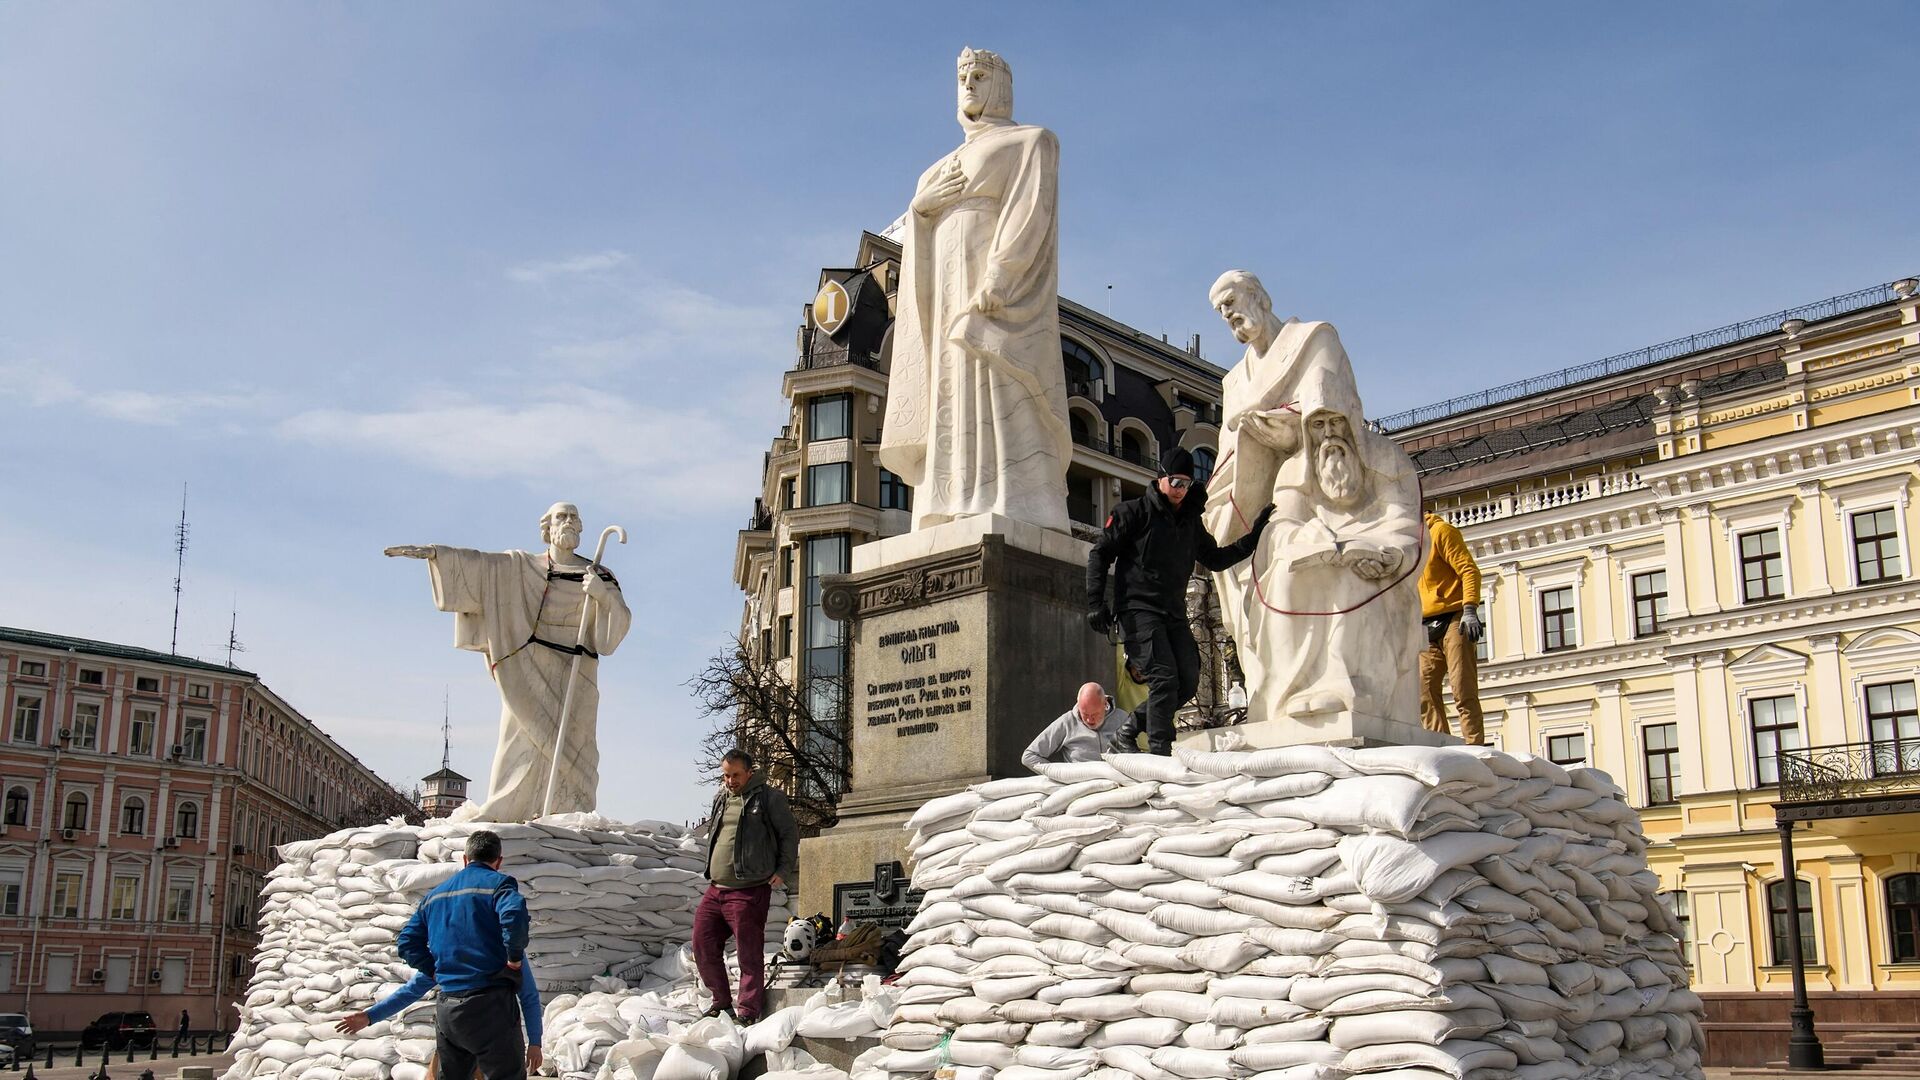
[688,635,851,829]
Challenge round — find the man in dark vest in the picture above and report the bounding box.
[695,748,799,1024]
[1087,447,1272,755]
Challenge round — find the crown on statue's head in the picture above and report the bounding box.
[958,47,1009,74]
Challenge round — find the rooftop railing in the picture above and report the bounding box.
[1376,279,1911,433]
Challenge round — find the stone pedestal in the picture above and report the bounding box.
[1186,708,1453,750]
[797,522,1103,919]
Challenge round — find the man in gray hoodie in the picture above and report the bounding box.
[1022,682,1118,771]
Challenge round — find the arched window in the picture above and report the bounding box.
[1062,339,1103,399]
[3,786,28,827]
[1069,410,1096,448]
[63,791,90,832]
[1192,446,1217,485]
[1767,877,1816,965]
[174,801,200,840]
[1888,873,1920,963]
[120,796,147,835]
[1119,428,1151,469]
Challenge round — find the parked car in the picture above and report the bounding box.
[0,1013,31,1058]
[80,1011,155,1050]
[0,1043,15,1068]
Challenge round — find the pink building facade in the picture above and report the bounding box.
[0,627,416,1034]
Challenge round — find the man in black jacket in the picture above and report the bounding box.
[1087,447,1272,755]
[695,748,799,1023]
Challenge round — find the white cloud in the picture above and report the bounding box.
[277,387,762,510]
[506,250,631,284]
[0,360,267,424]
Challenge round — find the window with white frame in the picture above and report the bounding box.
[120,796,146,835]
[1739,529,1786,603]
[3,786,27,827]
[165,877,195,922]
[1767,877,1817,965]
[129,708,156,756]
[135,675,160,693]
[180,715,208,761]
[1642,723,1680,805]
[1540,587,1577,652]
[70,701,101,750]
[1631,570,1668,637]
[109,874,140,920]
[1750,695,1803,786]
[1852,508,1905,586]
[10,694,41,743]
[1864,681,1919,777]
[0,866,21,916]
[51,869,84,918]
[62,791,89,832]
[17,660,46,678]
[1547,731,1588,767]
[174,800,200,840]
[188,683,210,700]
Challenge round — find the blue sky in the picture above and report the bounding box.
[3,3,1915,821]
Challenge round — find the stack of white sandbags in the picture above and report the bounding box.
[224,814,788,1080]
[546,974,898,1080]
[875,745,1705,1080]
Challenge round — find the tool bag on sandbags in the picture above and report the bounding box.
[811,921,885,967]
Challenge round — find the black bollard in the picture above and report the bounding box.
[169,1039,178,1059]
[139,1071,155,1080]
[94,1042,110,1080]
[44,1044,53,1069]
[74,1042,84,1067]
[23,1062,34,1080]
[147,1040,156,1062]
[191,1036,200,1056]
[125,1042,133,1064]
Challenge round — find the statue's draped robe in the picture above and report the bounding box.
[1203,324,1422,726]
[427,547,631,821]
[881,118,1072,532]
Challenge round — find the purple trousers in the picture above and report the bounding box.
[692,883,772,1017]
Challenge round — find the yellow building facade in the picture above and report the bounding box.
[1394,278,1920,1065]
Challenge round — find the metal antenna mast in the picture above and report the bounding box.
[170,485,190,654]
[225,601,247,667]
[441,688,452,771]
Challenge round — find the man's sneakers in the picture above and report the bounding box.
[736,1012,761,1026]
[699,1004,737,1021]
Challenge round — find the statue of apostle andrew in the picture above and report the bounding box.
[386,502,631,821]
[880,47,1073,533]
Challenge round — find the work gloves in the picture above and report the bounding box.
[1459,603,1484,643]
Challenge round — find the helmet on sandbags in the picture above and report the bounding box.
[783,918,820,961]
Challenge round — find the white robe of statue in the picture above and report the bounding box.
[424,547,630,821]
[880,48,1071,532]
[1202,277,1422,727]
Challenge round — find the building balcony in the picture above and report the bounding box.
[794,342,880,372]
[1071,431,1158,472]
[1778,740,1920,816]
[1440,469,1646,528]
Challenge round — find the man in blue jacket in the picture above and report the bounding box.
[394,830,531,1080]
[333,958,545,1075]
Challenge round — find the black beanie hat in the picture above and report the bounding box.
[1159,446,1195,477]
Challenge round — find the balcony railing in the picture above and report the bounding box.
[1072,432,1157,470]
[746,500,773,532]
[1440,469,1645,528]
[796,341,880,372]
[1779,740,1920,805]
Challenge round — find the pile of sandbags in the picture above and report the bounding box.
[875,745,1705,1080]
[224,814,789,1080]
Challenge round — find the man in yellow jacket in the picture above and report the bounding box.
[1418,513,1485,744]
